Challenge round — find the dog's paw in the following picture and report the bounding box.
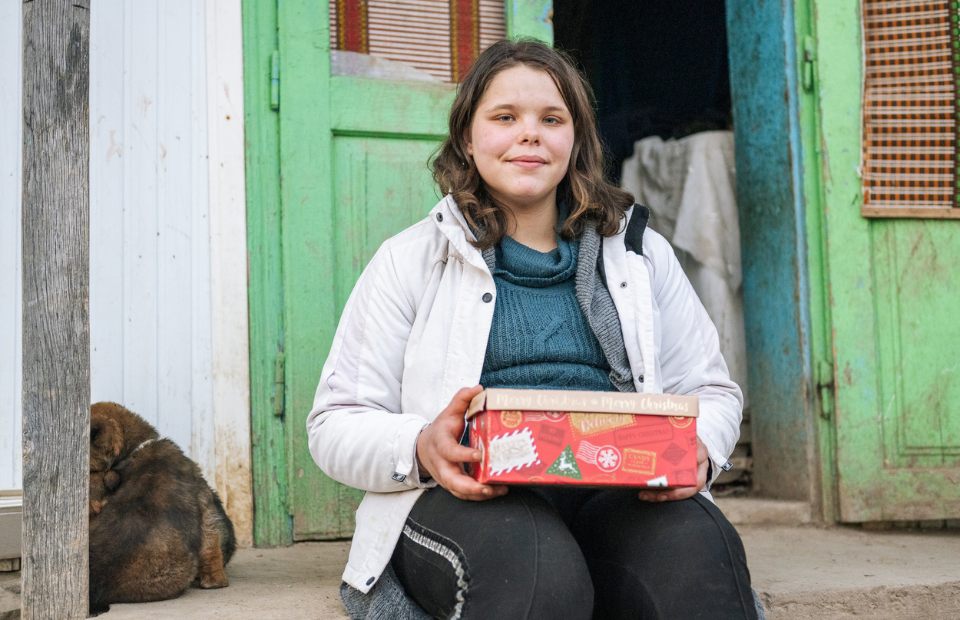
[104,469,121,492]
[198,570,230,589]
[89,499,106,516]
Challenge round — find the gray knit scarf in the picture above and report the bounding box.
[480,224,637,392]
[571,225,637,392]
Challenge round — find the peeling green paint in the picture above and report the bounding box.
[505,0,553,45]
[243,0,292,547]
[726,0,816,502]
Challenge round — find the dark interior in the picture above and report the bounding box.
[553,0,732,181]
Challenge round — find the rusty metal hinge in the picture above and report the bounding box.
[273,352,285,417]
[816,360,834,420]
[802,35,817,93]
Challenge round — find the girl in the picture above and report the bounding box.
[307,39,760,620]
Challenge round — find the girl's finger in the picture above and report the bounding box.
[442,385,484,417]
[439,442,481,463]
[638,486,698,502]
[443,470,506,501]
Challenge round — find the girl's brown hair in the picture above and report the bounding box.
[432,38,635,249]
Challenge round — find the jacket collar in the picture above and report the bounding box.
[429,195,491,273]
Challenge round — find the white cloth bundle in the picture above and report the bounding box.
[621,130,749,408]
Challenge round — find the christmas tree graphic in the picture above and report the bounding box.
[546,445,582,479]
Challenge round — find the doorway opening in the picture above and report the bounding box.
[554,0,752,496]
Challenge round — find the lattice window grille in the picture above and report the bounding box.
[861,0,960,218]
[330,0,506,83]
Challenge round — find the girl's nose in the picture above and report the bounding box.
[518,118,540,145]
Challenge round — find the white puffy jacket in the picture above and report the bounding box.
[306,195,742,593]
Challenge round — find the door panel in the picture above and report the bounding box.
[332,138,444,323]
[327,138,444,538]
[874,222,960,469]
[286,94,450,540]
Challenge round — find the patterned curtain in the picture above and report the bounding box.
[861,0,960,218]
[330,0,506,83]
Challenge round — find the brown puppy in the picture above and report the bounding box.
[88,401,236,615]
[89,469,120,517]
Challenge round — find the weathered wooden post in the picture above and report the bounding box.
[21,0,91,618]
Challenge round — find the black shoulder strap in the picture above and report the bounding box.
[624,204,650,256]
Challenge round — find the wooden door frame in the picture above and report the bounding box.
[727,0,831,518]
[242,0,555,547]
[242,0,290,547]
[794,0,838,523]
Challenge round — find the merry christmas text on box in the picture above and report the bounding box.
[466,389,699,488]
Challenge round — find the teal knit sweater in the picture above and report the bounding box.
[480,233,615,392]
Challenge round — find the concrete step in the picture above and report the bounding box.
[0,543,352,620]
[743,525,960,620]
[2,523,959,619]
[716,497,812,526]
[106,542,351,619]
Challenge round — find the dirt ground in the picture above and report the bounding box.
[3,523,960,619]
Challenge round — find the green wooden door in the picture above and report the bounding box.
[280,52,454,542]
[245,0,553,543]
[812,0,960,522]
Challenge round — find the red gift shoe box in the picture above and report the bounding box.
[466,389,699,488]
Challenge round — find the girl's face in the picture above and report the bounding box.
[467,65,575,214]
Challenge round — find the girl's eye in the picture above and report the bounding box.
[496,115,513,122]
[543,117,561,125]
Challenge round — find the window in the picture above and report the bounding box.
[861,0,960,218]
[330,0,506,83]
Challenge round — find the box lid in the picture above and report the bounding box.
[467,388,698,419]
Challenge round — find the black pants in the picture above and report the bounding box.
[391,487,759,620]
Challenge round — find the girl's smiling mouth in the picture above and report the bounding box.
[509,156,547,169]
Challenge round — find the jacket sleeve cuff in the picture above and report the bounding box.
[700,437,732,491]
[404,423,438,489]
[389,418,428,486]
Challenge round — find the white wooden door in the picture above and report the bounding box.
[88,0,216,477]
[0,0,23,495]
[0,2,251,546]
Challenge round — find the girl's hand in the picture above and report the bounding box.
[416,385,509,502]
[637,437,710,503]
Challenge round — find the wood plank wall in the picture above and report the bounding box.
[1,0,213,489]
[87,0,216,478]
[0,1,251,549]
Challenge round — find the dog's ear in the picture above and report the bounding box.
[90,408,124,465]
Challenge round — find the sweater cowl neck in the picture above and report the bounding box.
[493,202,578,288]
